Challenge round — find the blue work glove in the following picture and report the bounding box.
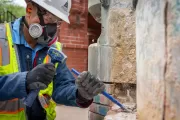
[76,71,105,100]
[26,63,55,91]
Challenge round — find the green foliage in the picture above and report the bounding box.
[0,0,25,22]
[4,4,26,18]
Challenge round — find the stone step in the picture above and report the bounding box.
[88,111,104,120]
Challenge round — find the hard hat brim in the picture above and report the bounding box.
[33,1,70,23]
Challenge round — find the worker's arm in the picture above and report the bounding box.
[0,72,28,101]
[52,63,93,108]
[0,63,55,101]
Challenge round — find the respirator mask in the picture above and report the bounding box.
[23,4,60,45]
[28,23,57,45]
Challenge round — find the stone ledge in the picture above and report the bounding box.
[104,103,137,120]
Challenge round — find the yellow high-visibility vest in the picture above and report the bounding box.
[0,23,61,120]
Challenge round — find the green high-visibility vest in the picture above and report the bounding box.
[0,23,61,120]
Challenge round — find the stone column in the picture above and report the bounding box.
[137,0,180,119]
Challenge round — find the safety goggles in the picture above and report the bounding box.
[35,3,63,24]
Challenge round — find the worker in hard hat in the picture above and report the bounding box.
[0,0,105,120]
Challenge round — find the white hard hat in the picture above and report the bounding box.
[31,0,71,23]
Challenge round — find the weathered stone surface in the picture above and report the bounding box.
[97,46,112,82]
[114,84,136,103]
[111,46,136,84]
[88,43,99,76]
[98,0,135,45]
[104,103,136,120]
[98,0,135,46]
[136,0,166,120]
[88,111,104,120]
[108,8,136,84]
[89,103,110,116]
[97,1,136,84]
[165,0,180,119]
[89,0,137,119]
[98,45,136,83]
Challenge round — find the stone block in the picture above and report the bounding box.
[114,83,136,103]
[98,0,136,47]
[136,0,166,119]
[98,45,136,83]
[97,45,112,83]
[88,43,99,76]
[89,103,110,116]
[110,45,136,84]
[88,111,104,120]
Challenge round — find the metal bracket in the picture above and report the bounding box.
[100,0,110,8]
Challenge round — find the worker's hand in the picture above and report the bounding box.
[26,63,56,91]
[76,71,105,100]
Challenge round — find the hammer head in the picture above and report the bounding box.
[47,47,67,64]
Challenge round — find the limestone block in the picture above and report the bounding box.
[89,103,110,116]
[98,0,136,47]
[55,105,88,120]
[88,43,99,76]
[114,84,136,103]
[98,45,112,82]
[98,45,136,83]
[88,111,104,120]
[111,46,136,84]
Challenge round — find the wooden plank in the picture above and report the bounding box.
[165,0,180,119]
[89,103,110,116]
[136,0,166,119]
[88,111,104,120]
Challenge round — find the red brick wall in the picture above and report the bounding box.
[62,48,88,71]
[88,13,101,45]
[58,0,89,72]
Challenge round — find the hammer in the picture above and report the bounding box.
[23,47,67,107]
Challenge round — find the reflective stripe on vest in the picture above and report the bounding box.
[0,23,9,66]
[0,23,62,120]
[0,23,26,120]
[0,23,20,74]
[0,99,24,114]
[38,43,62,120]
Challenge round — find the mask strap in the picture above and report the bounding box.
[37,6,48,40]
[22,16,29,29]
